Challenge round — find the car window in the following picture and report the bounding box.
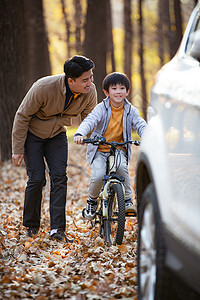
[185,14,200,61]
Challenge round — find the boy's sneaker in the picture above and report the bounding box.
[26,227,39,238]
[125,199,136,213]
[50,228,73,243]
[82,199,98,220]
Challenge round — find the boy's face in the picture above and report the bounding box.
[68,69,94,94]
[104,84,129,108]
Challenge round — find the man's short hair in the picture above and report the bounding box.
[103,72,130,92]
[64,55,95,79]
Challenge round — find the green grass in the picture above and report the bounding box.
[132,131,141,141]
[66,126,140,142]
[66,126,77,142]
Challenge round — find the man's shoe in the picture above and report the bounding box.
[50,228,73,243]
[125,199,137,213]
[26,227,39,238]
[82,199,98,220]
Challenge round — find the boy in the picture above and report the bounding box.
[74,72,146,220]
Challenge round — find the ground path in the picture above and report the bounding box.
[0,140,139,299]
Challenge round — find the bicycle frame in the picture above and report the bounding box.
[83,136,140,245]
[99,152,125,219]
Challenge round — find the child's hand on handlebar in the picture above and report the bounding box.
[74,135,84,144]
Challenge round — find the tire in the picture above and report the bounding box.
[137,183,177,300]
[104,183,125,245]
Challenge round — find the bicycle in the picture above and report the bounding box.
[82,136,140,246]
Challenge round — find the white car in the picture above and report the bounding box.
[136,3,200,300]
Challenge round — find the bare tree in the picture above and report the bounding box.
[0,0,28,161]
[84,0,107,102]
[158,0,165,67]
[124,0,133,101]
[0,0,51,162]
[24,0,51,88]
[74,0,82,53]
[138,0,147,121]
[106,0,115,73]
[163,0,174,58]
[158,0,183,64]
[60,0,71,58]
[174,0,183,53]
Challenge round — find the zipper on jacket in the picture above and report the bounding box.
[102,102,109,135]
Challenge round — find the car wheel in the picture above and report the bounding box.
[137,183,177,300]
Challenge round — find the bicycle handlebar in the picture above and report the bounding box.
[83,136,140,147]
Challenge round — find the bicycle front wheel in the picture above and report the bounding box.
[104,183,125,245]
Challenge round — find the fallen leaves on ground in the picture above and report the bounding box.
[0,141,139,299]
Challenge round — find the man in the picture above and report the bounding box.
[12,55,97,242]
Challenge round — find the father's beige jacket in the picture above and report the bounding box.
[12,74,97,154]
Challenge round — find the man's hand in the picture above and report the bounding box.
[74,135,83,144]
[12,154,23,166]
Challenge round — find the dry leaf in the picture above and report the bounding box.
[24,242,31,249]
[0,141,139,299]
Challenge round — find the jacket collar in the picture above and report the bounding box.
[61,74,67,95]
[103,97,131,113]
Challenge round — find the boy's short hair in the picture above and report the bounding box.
[102,72,130,92]
[64,55,95,79]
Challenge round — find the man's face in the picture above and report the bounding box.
[68,69,94,94]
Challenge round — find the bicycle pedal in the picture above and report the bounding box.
[126,211,137,217]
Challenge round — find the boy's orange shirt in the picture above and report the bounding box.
[98,102,124,152]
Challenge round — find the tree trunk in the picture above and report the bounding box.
[158,0,182,60]
[74,0,82,53]
[163,0,174,59]
[124,0,133,102]
[0,0,51,162]
[60,0,71,58]
[106,0,115,73]
[0,0,28,161]
[174,0,183,53]
[158,0,165,67]
[84,0,107,102]
[24,0,51,89]
[138,0,147,121]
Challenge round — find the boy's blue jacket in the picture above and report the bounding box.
[75,97,147,164]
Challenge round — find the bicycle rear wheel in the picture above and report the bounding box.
[104,183,125,245]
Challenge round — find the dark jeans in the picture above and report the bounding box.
[23,131,68,230]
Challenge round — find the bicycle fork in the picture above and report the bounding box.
[99,179,125,219]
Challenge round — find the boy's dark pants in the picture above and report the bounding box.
[23,131,68,230]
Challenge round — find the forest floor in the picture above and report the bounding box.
[0,140,139,299]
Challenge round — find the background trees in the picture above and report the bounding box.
[0,0,51,161]
[84,0,107,101]
[0,0,27,162]
[124,0,133,101]
[0,0,196,161]
[24,0,51,88]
